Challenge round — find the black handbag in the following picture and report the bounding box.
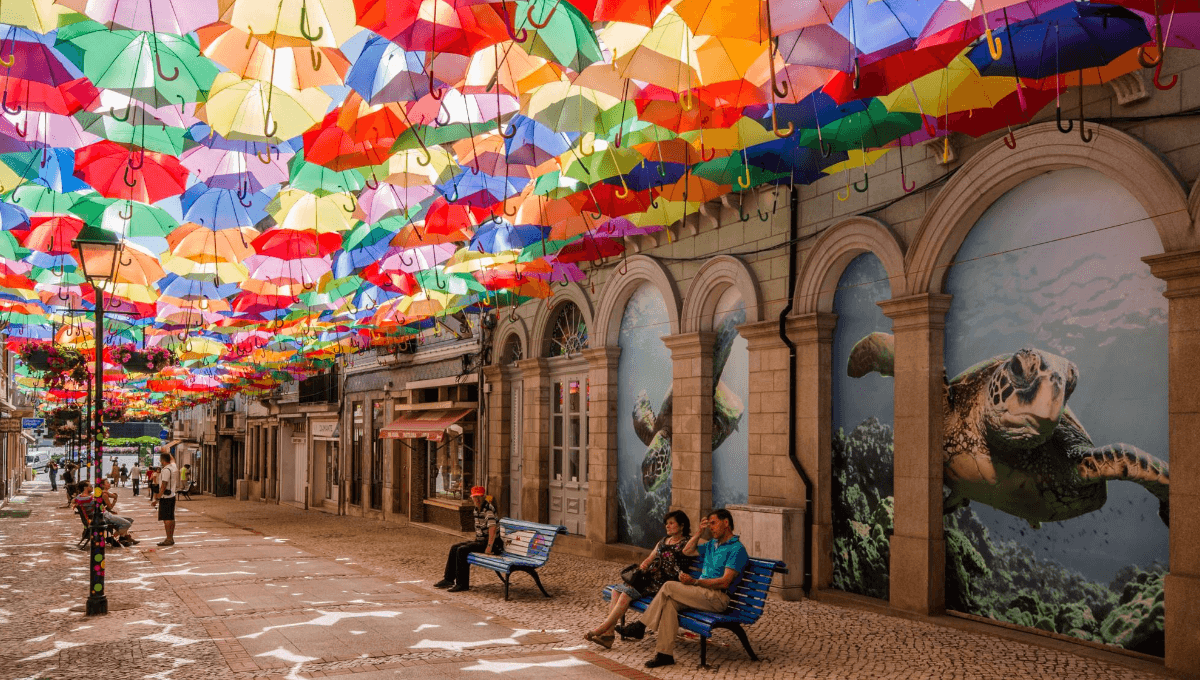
[620,563,653,593]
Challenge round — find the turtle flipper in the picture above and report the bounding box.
[848,332,895,378]
[632,390,658,446]
[1076,444,1170,525]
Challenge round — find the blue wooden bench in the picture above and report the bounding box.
[603,556,788,667]
[467,518,567,600]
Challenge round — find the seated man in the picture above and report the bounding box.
[617,508,749,668]
[98,478,140,547]
[433,485,503,593]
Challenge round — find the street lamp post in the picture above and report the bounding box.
[73,226,121,617]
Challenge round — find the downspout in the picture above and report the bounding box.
[778,186,813,597]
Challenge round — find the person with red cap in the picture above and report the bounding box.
[434,485,503,592]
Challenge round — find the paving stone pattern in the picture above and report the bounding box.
[0,480,1174,679]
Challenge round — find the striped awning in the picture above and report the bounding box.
[380,409,471,442]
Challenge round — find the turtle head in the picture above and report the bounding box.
[984,347,1077,448]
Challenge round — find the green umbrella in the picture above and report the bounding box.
[73,111,188,156]
[561,142,642,183]
[7,185,89,215]
[413,268,486,295]
[797,99,925,152]
[56,20,220,106]
[0,232,29,261]
[693,151,788,188]
[531,170,586,198]
[390,122,491,155]
[71,195,179,238]
[515,0,603,72]
[289,154,366,193]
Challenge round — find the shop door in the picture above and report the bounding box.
[549,376,587,534]
[509,381,523,520]
[294,440,307,505]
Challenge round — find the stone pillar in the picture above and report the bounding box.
[269,426,278,501]
[878,293,952,615]
[1145,249,1200,676]
[584,347,621,544]
[483,365,510,512]
[517,358,550,523]
[787,313,838,591]
[662,332,715,524]
[741,321,800,505]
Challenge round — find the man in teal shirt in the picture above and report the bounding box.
[617,508,749,668]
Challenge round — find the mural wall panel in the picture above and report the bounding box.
[617,283,673,548]
[849,168,1168,654]
[833,253,895,600]
[711,288,748,510]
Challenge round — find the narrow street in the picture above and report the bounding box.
[0,479,1176,680]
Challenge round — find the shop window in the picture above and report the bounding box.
[428,429,475,501]
[501,335,522,364]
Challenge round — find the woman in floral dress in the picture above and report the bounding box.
[585,510,692,648]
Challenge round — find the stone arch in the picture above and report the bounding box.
[492,315,529,365]
[529,282,594,359]
[680,255,763,333]
[592,255,681,347]
[908,122,1194,295]
[794,216,908,315]
[1189,175,1200,232]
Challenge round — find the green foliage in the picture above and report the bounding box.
[944,506,1166,655]
[830,418,894,599]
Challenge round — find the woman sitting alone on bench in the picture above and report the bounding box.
[584,510,692,649]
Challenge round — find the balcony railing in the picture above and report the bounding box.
[299,369,339,404]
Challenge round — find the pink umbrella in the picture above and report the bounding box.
[64,0,220,35]
[179,145,289,192]
[378,243,457,273]
[2,110,98,149]
[358,182,436,224]
[526,259,586,284]
[244,256,331,286]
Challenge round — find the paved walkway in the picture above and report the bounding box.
[0,480,1176,680]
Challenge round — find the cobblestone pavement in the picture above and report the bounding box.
[0,480,1176,680]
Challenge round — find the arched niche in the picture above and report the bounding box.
[908,122,1195,295]
[794,216,908,316]
[680,254,763,333]
[592,255,681,348]
[528,283,594,359]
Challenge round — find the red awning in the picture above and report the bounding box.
[380,409,472,441]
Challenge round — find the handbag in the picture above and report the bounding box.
[620,563,653,593]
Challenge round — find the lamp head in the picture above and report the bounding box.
[72,226,122,283]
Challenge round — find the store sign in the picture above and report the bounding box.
[21,418,44,429]
[311,420,337,438]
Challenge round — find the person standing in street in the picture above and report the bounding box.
[60,463,76,508]
[48,459,58,491]
[434,486,503,593]
[131,461,141,496]
[119,463,129,487]
[151,452,178,547]
[147,466,159,504]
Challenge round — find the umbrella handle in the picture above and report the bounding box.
[239,193,253,208]
[1055,104,1073,134]
[122,166,138,188]
[435,107,450,126]
[128,149,145,169]
[365,176,380,190]
[264,117,278,138]
[14,117,25,139]
[1,91,21,116]
[155,53,179,82]
[1003,129,1016,149]
[310,45,323,72]
[497,110,516,139]
[504,200,517,217]
[853,172,868,193]
[256,144,275,164]
[415,144,432,166]
[527,1,558,29]
[500,2,529,42]
[680,91,694,111]
[986,29,1002,60]
[771,106,793,138]
[836,183,849,202]
[428,70,445,100]
[299,5,325,42]
[737,164,751,189]
[1154,62,1177,91]
[0,42,13,68]
[579,136,595,157]
[819,140,832,159]
[1077,73,1092,143]
[701,144,715,162]
[117,202,134,220]
[757,207,770,222]
[1138,44,1163,68]
[901,169,915,194]
[119,250,135,267]
[342,196,356,213]
[109,106,131,122]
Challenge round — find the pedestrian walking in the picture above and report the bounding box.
[151,452,178,547]
[119,464,129,487]
[61,463,76,508]
[147,466,159,504]
[131,462,141,496]
[108,458,119,486]
[433,486,503,592]
[48,459,58,491]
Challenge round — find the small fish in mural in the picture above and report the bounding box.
[632,312,745,492]
[847,332,1170,528]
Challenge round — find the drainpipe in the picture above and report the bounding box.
[778,186,814,598]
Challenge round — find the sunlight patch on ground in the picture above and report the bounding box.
[239,610,402,639]
[459,657,591,673]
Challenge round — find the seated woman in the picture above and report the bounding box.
[584,510,691,649]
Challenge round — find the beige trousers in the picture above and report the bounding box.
[640,581,730,655]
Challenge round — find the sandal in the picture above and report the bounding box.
[584,631,615,649]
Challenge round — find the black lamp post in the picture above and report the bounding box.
[73,225,122,617]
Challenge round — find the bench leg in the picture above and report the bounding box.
[699,636,708,668]
[724,623,758,661]
[526,568,551,598]
[492,571,511,601]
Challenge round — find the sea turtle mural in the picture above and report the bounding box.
[631,312,746,492]
[848,332,1170,528]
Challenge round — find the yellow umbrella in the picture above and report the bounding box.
[266,188,357,233]
[822,148,892,176]
[166,223,258,264]
[1,0,72,32]
[879,54,1017,118]
[199,71,331,142]
[198,24,350,92]
[111,242,167,286]
[219,0,359,48]
[463,41,562,96]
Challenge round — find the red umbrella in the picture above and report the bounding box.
[593,0,670,25]
[301,95,406,170]
[422,196,487,236]
[822,41,969,103]
[359,262,419,294]
[251,229,343,259]
[20,215,85,254]
[553,235,623,263]
[355,0,511,55]
[0,40,100,115]
[635,84,742,132]
[73,141,189,203]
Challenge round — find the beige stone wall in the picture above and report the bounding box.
[487,55,1200,671]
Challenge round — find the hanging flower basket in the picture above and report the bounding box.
[17,340,86,373]
[113,345,177,374]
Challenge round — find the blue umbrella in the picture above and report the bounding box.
[504,115,576,166]
[967,3,1151,79]
[437,170,528,210]
[346,34,444,105]
[470,222,549,253]
[180,184,267,230]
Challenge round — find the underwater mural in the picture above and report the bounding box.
[831,253,895,600]
[711,288,749,510]
[617,283,673,548]
[847,168,1169,655]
